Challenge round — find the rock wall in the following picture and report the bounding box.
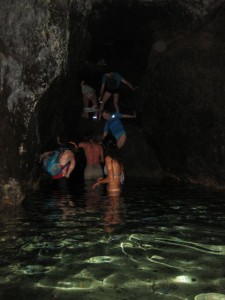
[0,0,71,205]
[139,6,225,186]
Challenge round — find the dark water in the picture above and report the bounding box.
[1,179,225,300]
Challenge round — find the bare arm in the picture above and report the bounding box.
[99,83,105,100]
[92,157,112,189]
[103,131,108,139]
[121,113,136,119]
[39,151,53,162]
[92,175,111,189]
[121,79,137,92]
[78,142,84,149]
[64,151,76,178]
[99,146,104,163]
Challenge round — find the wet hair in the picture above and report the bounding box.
[57,134,77,153]
[84,130,95,142]
[57,134,69,148]
[102,109,113,115]
[103,134,121,163]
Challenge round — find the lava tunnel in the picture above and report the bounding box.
[1,0,225,206]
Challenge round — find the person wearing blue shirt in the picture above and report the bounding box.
[102,110,136,148]
[98,71,136,119]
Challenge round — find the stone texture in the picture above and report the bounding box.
[139,6,225,186]
[0,178,24,207]
[0,0,70,205]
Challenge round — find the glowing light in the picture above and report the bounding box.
[86,256,113,263]
[173,275,193,283]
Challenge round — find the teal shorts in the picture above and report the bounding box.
[115,131,126,140]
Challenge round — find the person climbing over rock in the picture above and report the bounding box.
[98,71,137,119]
[102,109,136,148]
[81,80,98,119]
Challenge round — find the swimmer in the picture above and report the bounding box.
[78,134,104,180]
[92,134,123,195]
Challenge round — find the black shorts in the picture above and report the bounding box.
[105,87,120,94]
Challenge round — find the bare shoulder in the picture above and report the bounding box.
[105,156,111,163]
[78,142,85,148]
[96,143,102,149]
[64,149,74,157]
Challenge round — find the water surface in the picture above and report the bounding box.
[1,179,225,300]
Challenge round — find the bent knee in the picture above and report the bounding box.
[117,135,126,148]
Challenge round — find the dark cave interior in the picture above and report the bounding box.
[87,3,155,82]
[37,0,196,152]
[36,0,211,168]
[86,1,194,78]
[38,2,162,149]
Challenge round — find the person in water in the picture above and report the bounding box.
[92,134,123,195]
[78,134,104,180]
[98,71,136,119]
[102,109,136,148]
[40,136,76,191]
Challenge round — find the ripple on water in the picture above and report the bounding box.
[86,256,114,263]
[2,181,225,300]
[195,293,225,300]
[23,265,52,275]
[37,277,102,290]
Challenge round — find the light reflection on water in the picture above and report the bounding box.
[1,179,225,300]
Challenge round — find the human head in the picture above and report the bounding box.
[102,110,111,120]
[102,134,121,162]
[57,134,77,152]
[69,140,78,151]
[57,135,69,147]
[103,134,117,148]
[83,130,95,142]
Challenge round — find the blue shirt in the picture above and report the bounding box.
[104,113,126,140]
[102,72,124,89]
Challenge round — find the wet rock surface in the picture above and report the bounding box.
[140,6,225,185]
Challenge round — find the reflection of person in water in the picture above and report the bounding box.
[58,195,76,220]
[84,184,121,233]
[84,185,102,214]
[103,194,121,233]
[92,134,123,195]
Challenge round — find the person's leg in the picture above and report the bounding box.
[113,93,119,113]
[82,94,90,118]
[90,93,98,116]
[117,134,126,148]
[90,93,98,107]
[99,92,112,119]
[57,177,69,193]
